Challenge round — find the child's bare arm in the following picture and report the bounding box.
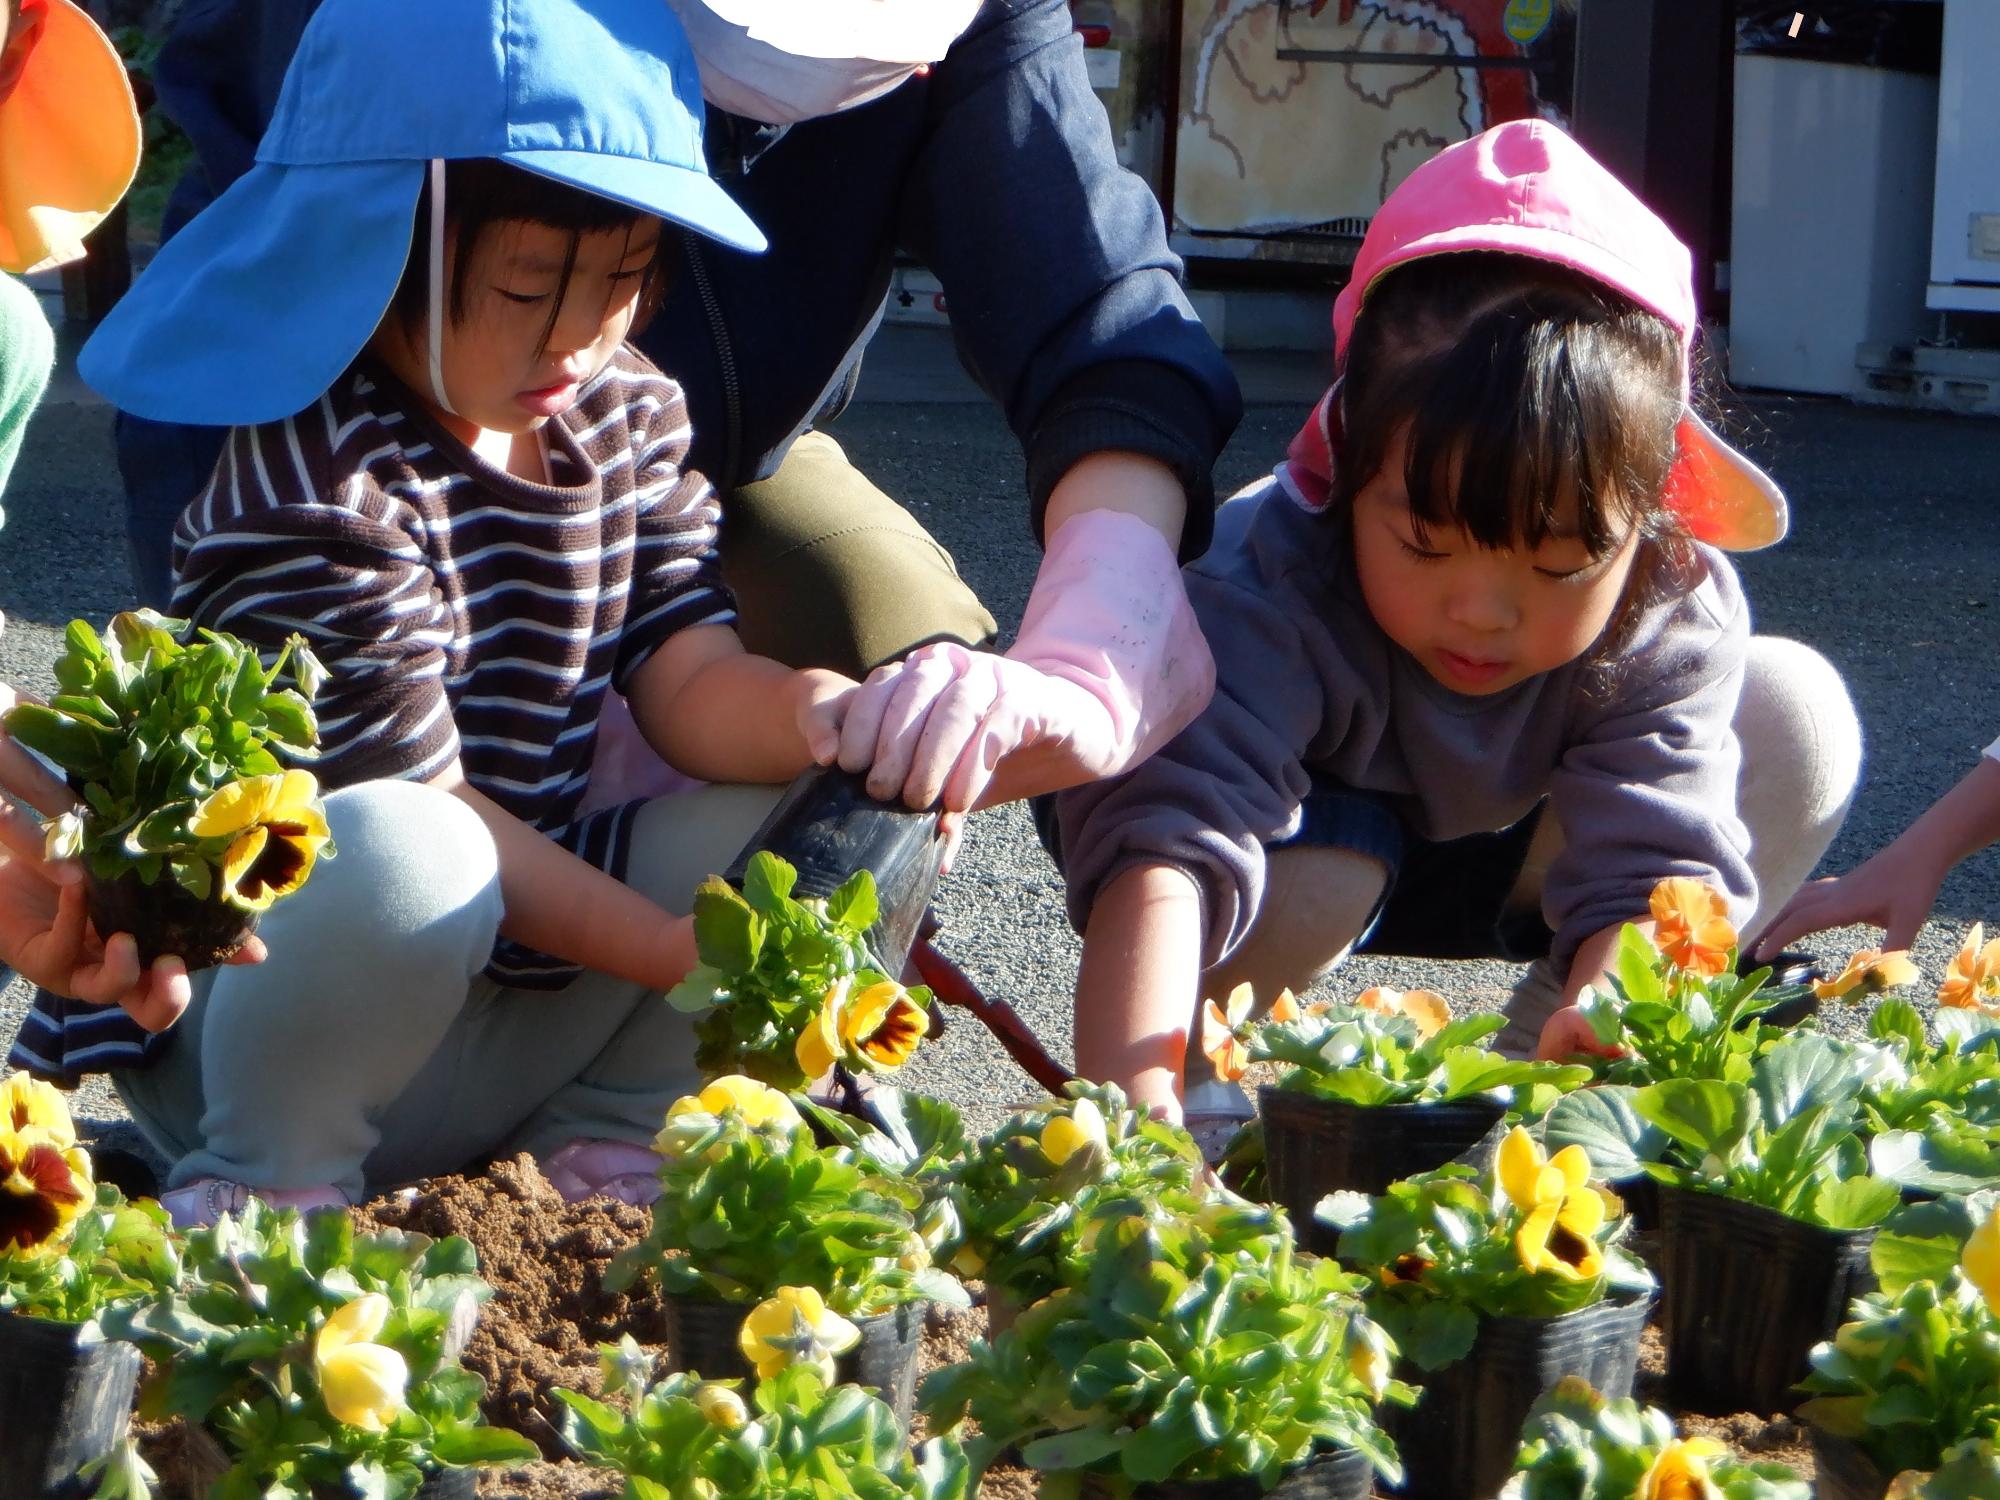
[429,759,696,992]
[1073,862,1206,1119]
[625,623,853,783]
[1753,753,2000,956]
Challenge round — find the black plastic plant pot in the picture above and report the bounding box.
[1386,1290,1652,1500]
[1657,1184,1876,1416]
[1077,1446,1374,1500]
[1258,1087,1508,1253]
[86,865,258,971]
[661,1292,924,1425]
[184,1423,477,1499]
[0,1311,143,1500]
[1811,1429,1892,1500]
[724,764,945,976]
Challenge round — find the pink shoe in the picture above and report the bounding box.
[161,1178,349,1229]
[541,1138,662,1207]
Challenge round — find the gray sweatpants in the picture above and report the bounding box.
[113,779,783,1202]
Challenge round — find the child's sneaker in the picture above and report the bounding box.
[541,1138,662,1207]
[160,1178,348,1229]
[1181,1076,1255,1166]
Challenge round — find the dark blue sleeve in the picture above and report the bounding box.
[897,0,1242,557]
[149,0,320,239]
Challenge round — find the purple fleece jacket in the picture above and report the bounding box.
[1056,478,1756,974]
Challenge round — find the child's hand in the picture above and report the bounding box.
[1751,839,1949,959]
[1536,1003,1622,1062]
[795,668,858,769]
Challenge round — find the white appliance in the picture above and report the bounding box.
[1929,0,2000,311]
[1729,50,1939,396]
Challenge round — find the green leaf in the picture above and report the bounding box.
[1615,924,1666,1004]
[5,702,116,774]
[1634,1079,1756,1159]
[690,878,763,975]
[741,851,798,913]
[1019,1426,1126,1470]
[426,1425,541,1465]
[1754,1034,1868,1127]
[1543,1086,1667,1180]
[1869,1230,1962,1296]
[1404,1299,1480,1371]
[665,964,725,1015]
[1869,998,1928,1055]
[825,870,880,934]
[1812,1175,1900,1231]
[257,691,320,753]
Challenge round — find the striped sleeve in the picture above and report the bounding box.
[613,374,735,690]
[171,425,459,790]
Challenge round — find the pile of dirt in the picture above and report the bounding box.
[1633,1323,1819,1484]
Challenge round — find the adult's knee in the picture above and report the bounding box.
[1737,636,1863,830]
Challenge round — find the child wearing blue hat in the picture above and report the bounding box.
[38,0,862,1225]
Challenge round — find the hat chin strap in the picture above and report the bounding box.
[426,159,457,416]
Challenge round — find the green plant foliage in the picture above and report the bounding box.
[0,1183,179,1325]
[1543,1034,1903,1230]
[666,853,933,1088]
[1575,925,1811,1086]
[944,1082,1207,1304]
[1858,1001,2000,1197]
[559,1339,968,1499]
[608,1098,967,1317]
[1319,1142,1651,1374]
[96,1199,536,1497]
[922,1198,1411,1493]
[1250,1005,1590,1109]
[1507,1378,1808,1498]
[1798,1273,2000,1476]
[3,612,328,896]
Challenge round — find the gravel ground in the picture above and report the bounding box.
[3,325,1997,1149]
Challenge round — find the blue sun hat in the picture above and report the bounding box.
[81,0,765,426]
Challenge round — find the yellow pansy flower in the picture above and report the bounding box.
[737,1286,860,1384]
[1813,949,1922,1001]
[191,769,331,912]
[695,1383,750,1430]
[0,1071,76,1148]
[1648,878,1736,978]
[795,978,848,1080]
[314,1293,409,1432]
[1637,1437,1729,1500]
[666,1076,803,1133]
[0,1127,92,1255]
[841,980,928,1069]
[1516,1187,1607,1282]
[1496,1128,1592,1211]
[1353,986,1451,1039]
[1040,1095,1109,1168]
[1963,1207,2000,1307]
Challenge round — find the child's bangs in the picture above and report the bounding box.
[1339,255,1685,558]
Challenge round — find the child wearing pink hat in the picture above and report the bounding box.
[1053,121,1862,1134]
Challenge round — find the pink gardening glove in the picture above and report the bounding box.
[834,508,1215,817]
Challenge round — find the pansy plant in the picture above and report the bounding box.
[943,1081,1206,1302]
[559,1336,970,1500]
[0,1073,179,1324]
[1569,881,1839,1087]
[667,853,933,1089]
[1542,1032,1903,1230]
[1852,998,2000,1197]
[606,1075,967,1318]
[97,1199,536,1497]
[1318,1130,1652,1373]
[1938,923,2000,1016]
[1505,1377,1809,1499]
[922,1198,1411,1493]
[1796,1205,2000,1477]
[1206,983,1590,1112]
[6,612,331,912]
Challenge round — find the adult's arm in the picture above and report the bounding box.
[897,0,1243,559]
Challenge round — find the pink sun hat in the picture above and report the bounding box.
[1283,119,1787,552]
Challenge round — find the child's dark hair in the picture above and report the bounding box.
[388,158,679,356]
[1335,252,1688,569]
